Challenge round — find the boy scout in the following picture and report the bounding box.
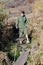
[16,11,29,44]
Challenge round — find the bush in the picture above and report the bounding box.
[0,8,8,51]
[15,51,20,61]
[8,52,14,61]
[0,8,7,21]
[7,44,20,61]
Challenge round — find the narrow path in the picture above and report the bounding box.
[14,49,30,65]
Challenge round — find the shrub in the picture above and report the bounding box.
[0,7,8,51]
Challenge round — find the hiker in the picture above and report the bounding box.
[16,11,29,44]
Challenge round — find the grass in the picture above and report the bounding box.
[27,44,32,49]
[27,56,32,63]
[40,52,43,56]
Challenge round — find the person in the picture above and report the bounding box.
[16,11,29,44]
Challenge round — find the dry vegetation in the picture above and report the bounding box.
[0,0,43,65]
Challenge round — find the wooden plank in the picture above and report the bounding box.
[14,50,30,65]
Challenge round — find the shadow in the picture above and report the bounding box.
[12,23,19,42]
[28,30,33,43]
[7,52,14,62]
[24,62,27,65]
[2,59,8,65]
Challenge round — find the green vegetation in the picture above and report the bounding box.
[27,56,32,63]
[0,0,43,65]
[0,8,7,21]
[40,52,43,56]
[27,44,32,49]
[8,44,20,61]
[0,7,13,51]
[0,7,8,51]
[14,44,20,61]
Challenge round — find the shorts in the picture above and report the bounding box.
[19,27,27,37]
